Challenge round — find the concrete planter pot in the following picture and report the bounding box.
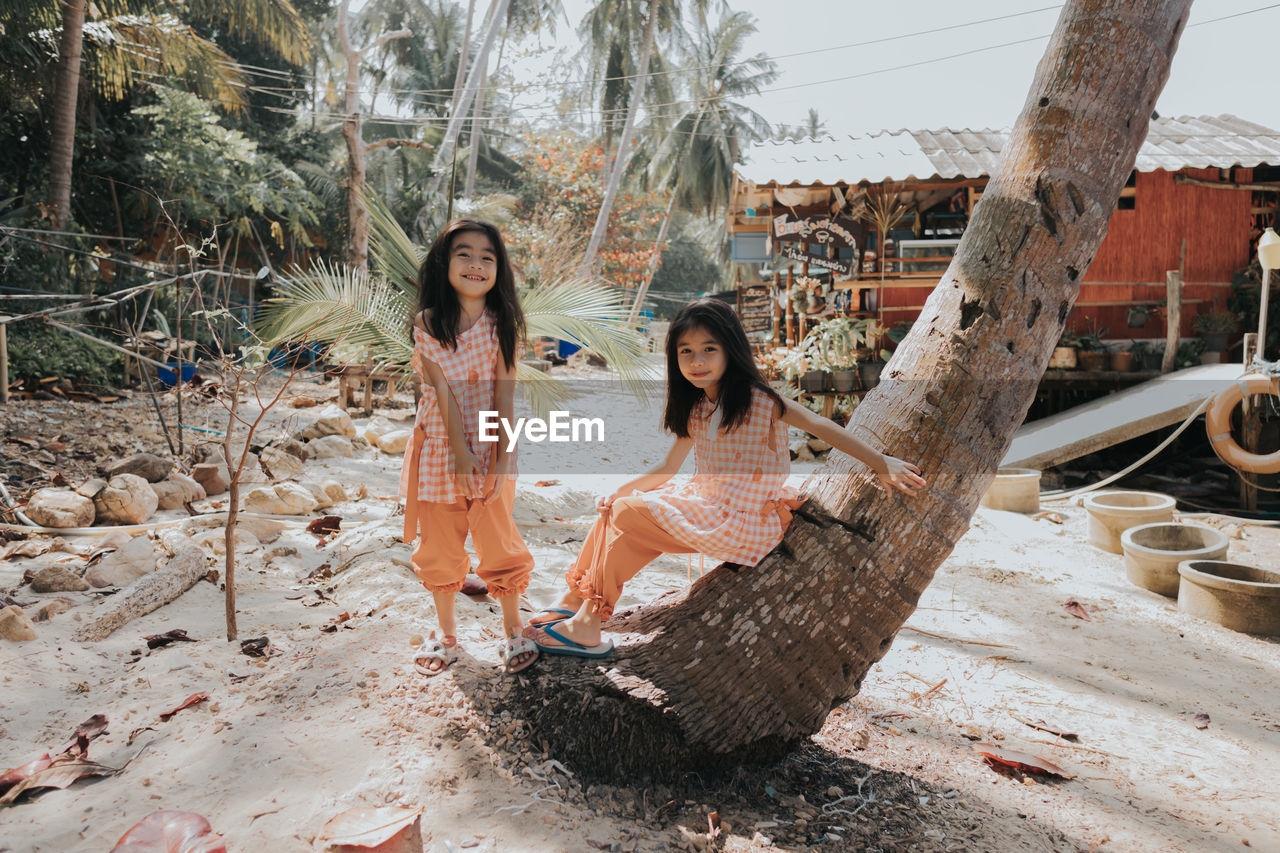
[1049,346,1078,369]
[1110,351,1135,372]
[979,467,1042,513]
[1083,490,1177,554]
[1120,522,1229,597]
[800,370,826,393]
[1177,560,1280,636]
[831,369,857,393]
[1077,350,1110,371]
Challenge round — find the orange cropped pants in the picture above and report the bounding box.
[409,479,533,598]
[565,497,698,619]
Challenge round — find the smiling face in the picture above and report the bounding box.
[675,325,727,400]
[447,230,498,301]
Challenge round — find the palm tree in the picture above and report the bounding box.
[576,0,681,278]
[629,10,775,320]
[0,0,312,229]
[503,0,1194,775]
[260,191,652,416]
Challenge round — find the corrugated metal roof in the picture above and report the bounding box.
[736,114,1280,185]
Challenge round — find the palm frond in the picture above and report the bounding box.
[258,259,413,364]
[364,188,424,301]
[185,0,311,65]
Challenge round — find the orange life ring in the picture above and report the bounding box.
[1205,374,1280,474]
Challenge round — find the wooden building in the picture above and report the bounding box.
[728,114,1280,343]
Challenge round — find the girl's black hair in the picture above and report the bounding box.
[415,219,524,370]
[663,298,783,438]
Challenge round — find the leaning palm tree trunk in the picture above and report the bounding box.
[427,0,509,201]
[578,0,659,278]
[509,0,1193,780]
[47,0,87,230]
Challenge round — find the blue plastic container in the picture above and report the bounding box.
[157,362,197,387]
[557,339,582,358]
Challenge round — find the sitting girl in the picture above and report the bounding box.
[527,298,926,657]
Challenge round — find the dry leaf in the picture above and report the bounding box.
[0,753,52,796]
[144,629,196,650]
[1193,713,1211,729]
[1063,598,1093,621]
[1031,511,1064,524]
[159,693,209,721]
[110,809,227,853]
[0,754,120,805]
[534,480,560,487]
[320,612,354,633]
[306,516,342,535]
[317,806,422,847]
[460,576,488,597]
[60,714,109,756]
[240,637,275,658]
[973,743,1074,779]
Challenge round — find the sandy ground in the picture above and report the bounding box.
[2,362,1279,852]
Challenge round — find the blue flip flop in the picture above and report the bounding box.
[533,623,614,658]
[528,607,576,627]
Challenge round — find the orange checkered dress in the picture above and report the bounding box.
[641,387,797,565]
[399,310,514,509]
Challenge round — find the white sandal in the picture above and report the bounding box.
[413,633,457,677]
[501,635,539,674]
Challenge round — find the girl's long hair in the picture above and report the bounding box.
[415,219,524,369]
[663,298,782,437]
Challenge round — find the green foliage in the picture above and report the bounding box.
[126,88,321,244]
[648,234,722,314]
[6,321,123,386]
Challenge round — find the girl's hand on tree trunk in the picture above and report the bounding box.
[874,455,927,497]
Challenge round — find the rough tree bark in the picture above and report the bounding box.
[510,0,1193,781]
[46,0,88,229]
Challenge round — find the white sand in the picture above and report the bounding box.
[2,365,1278,851]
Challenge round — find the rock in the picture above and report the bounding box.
[351,433,370,449]
[236,453,269,485]
[151,473,206,510]
[300,481,332,510]
[296,403,356,440]
[29,565,90,593]
[260,445,304,479]
[193,527,260,556]
[272,437,308,461]
[75,478,107,499]
[376,429,413,454]
[0,605,37,642]
[25,488,96,528]
[321,480,347,504]
[242,483,319,515]
[236,516,285,544]
[790,438,815,462]
[34,598,75,622]
[106,452,172,483]
[308,435,354,459]
[93,474,158,525]
[190,443,228,467]
[85,536,157,588]
[362,416,398,445]
[192,463,230,496]
[807,438,832,454]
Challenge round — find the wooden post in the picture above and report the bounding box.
[1160,269,1181,373]
[784,268,794,347]
[0,318,8,404]
[772,272,782,348]
[363,352,374,414]
[1239,331,1259,512]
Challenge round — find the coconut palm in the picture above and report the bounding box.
[260,191,651,416]
[628,10,775,319]
[0,0,311,228]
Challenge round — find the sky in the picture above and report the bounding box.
[506,0,1280,139]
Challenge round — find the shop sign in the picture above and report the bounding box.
[778,244,851,275]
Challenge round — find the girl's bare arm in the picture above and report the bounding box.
[600,436,694,509]
[778,397,927,496]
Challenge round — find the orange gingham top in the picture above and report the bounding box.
[641,386,797,565]
[399,310,515,504]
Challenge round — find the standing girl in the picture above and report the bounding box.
[402,219,539,676]
[527,298,926,657]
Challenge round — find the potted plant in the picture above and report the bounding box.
[1050,330,1079,369]
[852,318,888,389]
[1110,344,1135,372]
[1193,310,1238,358]
[1127,304,1155,329]
[1075,321,1110,371]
